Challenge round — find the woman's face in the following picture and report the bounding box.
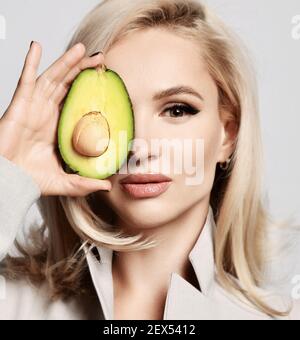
[95,28,234,231]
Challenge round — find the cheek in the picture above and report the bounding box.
[176,114,223,200]
[181,113,223,179]
[201,121,223,179]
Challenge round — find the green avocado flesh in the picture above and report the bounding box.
[58,68,134,179]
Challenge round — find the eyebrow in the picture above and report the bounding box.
[153,86,204,102]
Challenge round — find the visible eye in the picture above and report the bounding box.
[161,104,200,118]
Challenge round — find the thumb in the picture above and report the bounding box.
[63,174,112,197]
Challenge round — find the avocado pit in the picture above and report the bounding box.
[72,111,110,157]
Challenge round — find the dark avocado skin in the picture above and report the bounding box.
[58,67,135,179]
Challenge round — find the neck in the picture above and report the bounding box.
[112,196,210,295]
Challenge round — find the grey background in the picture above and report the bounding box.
[0,0,299,225]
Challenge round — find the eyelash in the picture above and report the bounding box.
[161,104,200,118]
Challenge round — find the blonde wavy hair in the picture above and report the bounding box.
[2,0,288,317]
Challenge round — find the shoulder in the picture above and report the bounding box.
[0,278,90,320]
[0,278,48,319]
[211,278,298,320]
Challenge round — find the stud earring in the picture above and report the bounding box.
[219,157,232,171]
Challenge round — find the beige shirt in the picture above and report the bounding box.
[0,155,299,320]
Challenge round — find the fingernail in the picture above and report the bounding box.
[89,51,102,57]
[30,41,34,48]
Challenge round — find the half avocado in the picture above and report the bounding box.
[58,66,134,179]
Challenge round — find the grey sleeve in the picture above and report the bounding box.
[0,155,41,262]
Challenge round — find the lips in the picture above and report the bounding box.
[120,174,172,199]
[120,174,172,184]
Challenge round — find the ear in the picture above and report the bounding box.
[217,118,238,163]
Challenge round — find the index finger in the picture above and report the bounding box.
[12,41,42,103]
[38,43,86,93]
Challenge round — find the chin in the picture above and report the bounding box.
[114,199,184,230]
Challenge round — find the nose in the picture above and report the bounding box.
[127,147,158,168]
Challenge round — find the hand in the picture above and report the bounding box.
[0,42,112,197]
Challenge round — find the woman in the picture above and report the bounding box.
[0,0,298,320]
